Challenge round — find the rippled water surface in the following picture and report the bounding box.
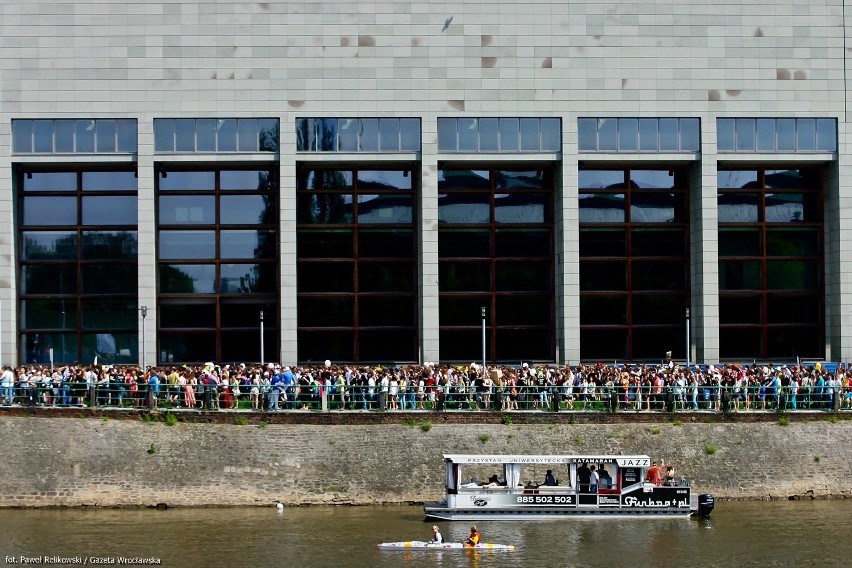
[0,500,849,567]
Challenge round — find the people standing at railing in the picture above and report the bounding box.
[0,366,14,406]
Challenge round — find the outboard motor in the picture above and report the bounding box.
[696,493,714,517]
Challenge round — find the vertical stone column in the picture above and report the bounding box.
[692,119,719,363]
[559,118,580,364]
[280,115,297,364]
[0,121,15,365]
[420,115,440,363]
[136,118,157,369]
[825,122,852,361]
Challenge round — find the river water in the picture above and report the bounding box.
[0,500,848,567]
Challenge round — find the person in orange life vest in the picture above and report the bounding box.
[464,525,481,547]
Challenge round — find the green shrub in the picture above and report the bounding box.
[704,443,717,455]
[778,417,790,426]
[671,419,683,427]
[234,416,249,426]
[258,421,268,429]
[164,412,178,426]
[502,414,512,426]
[478,434,490,443]
[419,420,432,432]
[649,427,661,435]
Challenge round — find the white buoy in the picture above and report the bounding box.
[276,501,284,511]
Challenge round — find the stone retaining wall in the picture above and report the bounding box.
[1,415,850,507]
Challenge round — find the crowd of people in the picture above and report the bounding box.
[2,360,852,412]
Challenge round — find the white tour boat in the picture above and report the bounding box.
[423,454,714,521]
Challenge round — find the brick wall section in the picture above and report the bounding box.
[0,415,850,507]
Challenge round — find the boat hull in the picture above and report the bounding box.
[378,541,515,551]
[423,505,695,521]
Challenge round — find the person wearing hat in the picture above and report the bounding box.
[464,525,480,548]
[429,525,443,544]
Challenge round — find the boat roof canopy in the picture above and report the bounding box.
[442,455,652,466]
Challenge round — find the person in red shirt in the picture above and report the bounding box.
[646,459,665,485]
[464,525,481,547]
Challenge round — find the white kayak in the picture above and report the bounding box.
[378,541,515,551]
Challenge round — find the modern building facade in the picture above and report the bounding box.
[1,0,851,366]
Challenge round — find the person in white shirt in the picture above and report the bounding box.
[429,525,443,544]
[1,366,15,405]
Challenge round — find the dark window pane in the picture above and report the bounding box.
[630,193,683,223]
[337,118,358,151]
[154,119,175,152]
[631,228,685,257]
[159,264,215,294]
[359,261,415,292]
[458,118,477,151]
[221,301,277,328]
[20,265,78,294]
[494,193,548,223]
[23,169,74,192]
[438,193,490,224]
[638,119,658,151]
[767,295,820,324]
[764,168,820,189]
[579,228,626,257]
[766,228,819,256]
[158,195,215,225]
[479,118,499,151]
[221,329,276,363]
[300,170,354,191]
[13,119,33,153]
[632,294,685,324]
[316,118,337,151]
[796,118,816,151]
[597,119,617,151]
[75,120,95,152]
[437,118,457,151]
[33,120,54,152]
[82,171,138,191]
[220,230,277,259]
[496,295,552,326]
[174,119,196,152]
[159,302,216,328]
[520,118,540,151]
[82,196,137,225]
[756,119,775,151]
[96,120,117,153]
[440,261,491,292]
[439,229,491,258]
[159,230,215,260]
[81,299,136,330]
[658,118,678,151]
[220,263,277,294]
[495,229,551,257]
[82,264,137,294]
[21,300,77,329]
[579,193,625,223]
[765,193,819,223]
[357,194,413,224]
[618,118,638,151]
[359,296,416,326]
[400,118,421,151]
[295,118,311,151]
[81,332,137,363]
[766,326,821,359]
[21,333,76,365]
[495,170,549,190]
[717,170,758,189]
[631,261,685,290]
[21,231,77,260]
[378,118,400,151]
[438,169,490,190]
[440,329,492,362]
[158,170,215,191]
[160,332,216,363]
[217,119,237,151]
[499,118,519,151]
[735,118,755,151]
[55,120,75,153]
[717,118,734,151]
[495,261,551,291]
[221,195,276,225]
[541,118,561,151]
[23,197,77,226]
[816,118,837,151]
[359,330,417,362]
[630,170,678,190]
[580,328,627,361]
[221,169,277,190]
[776,119,796,151]
[720,327,764,358]
[577,118,597,151]
[496,329,551,361]
[194,118,216,152]
[81,231,137,260]
[298,330,354,362]
[719,260,762,290]
[719,295,762,324]
[580,295,627,325]
[439,296,491,326]
[579,170,625,189]
[718,193,759,223]
[680,118,700,151]
[297,262,354,293]
[358,229,415,258]
[632,327,683,360]
[358,118,378,151]
[297,194,354,224]
[258,119,279,152]
[297,229,354,258]
[766,260,819,290]
[580,261,626,291]
[237,118,259,151]
[718,228,761,257]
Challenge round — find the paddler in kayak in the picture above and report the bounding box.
[464,525,481,547]
[430,525,443,544]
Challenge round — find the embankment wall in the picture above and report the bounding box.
[1,414,850,507]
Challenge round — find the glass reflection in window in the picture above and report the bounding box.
[160,264,216,294]
[23,197,77,226]
[357,194,413,224]
[220,230,277,259]
[82,196,137,225]
[220,195,274,225]
[578,193,625,223]
[494,193,547,223]
[159,195,216,225]
[159,230,215,260]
